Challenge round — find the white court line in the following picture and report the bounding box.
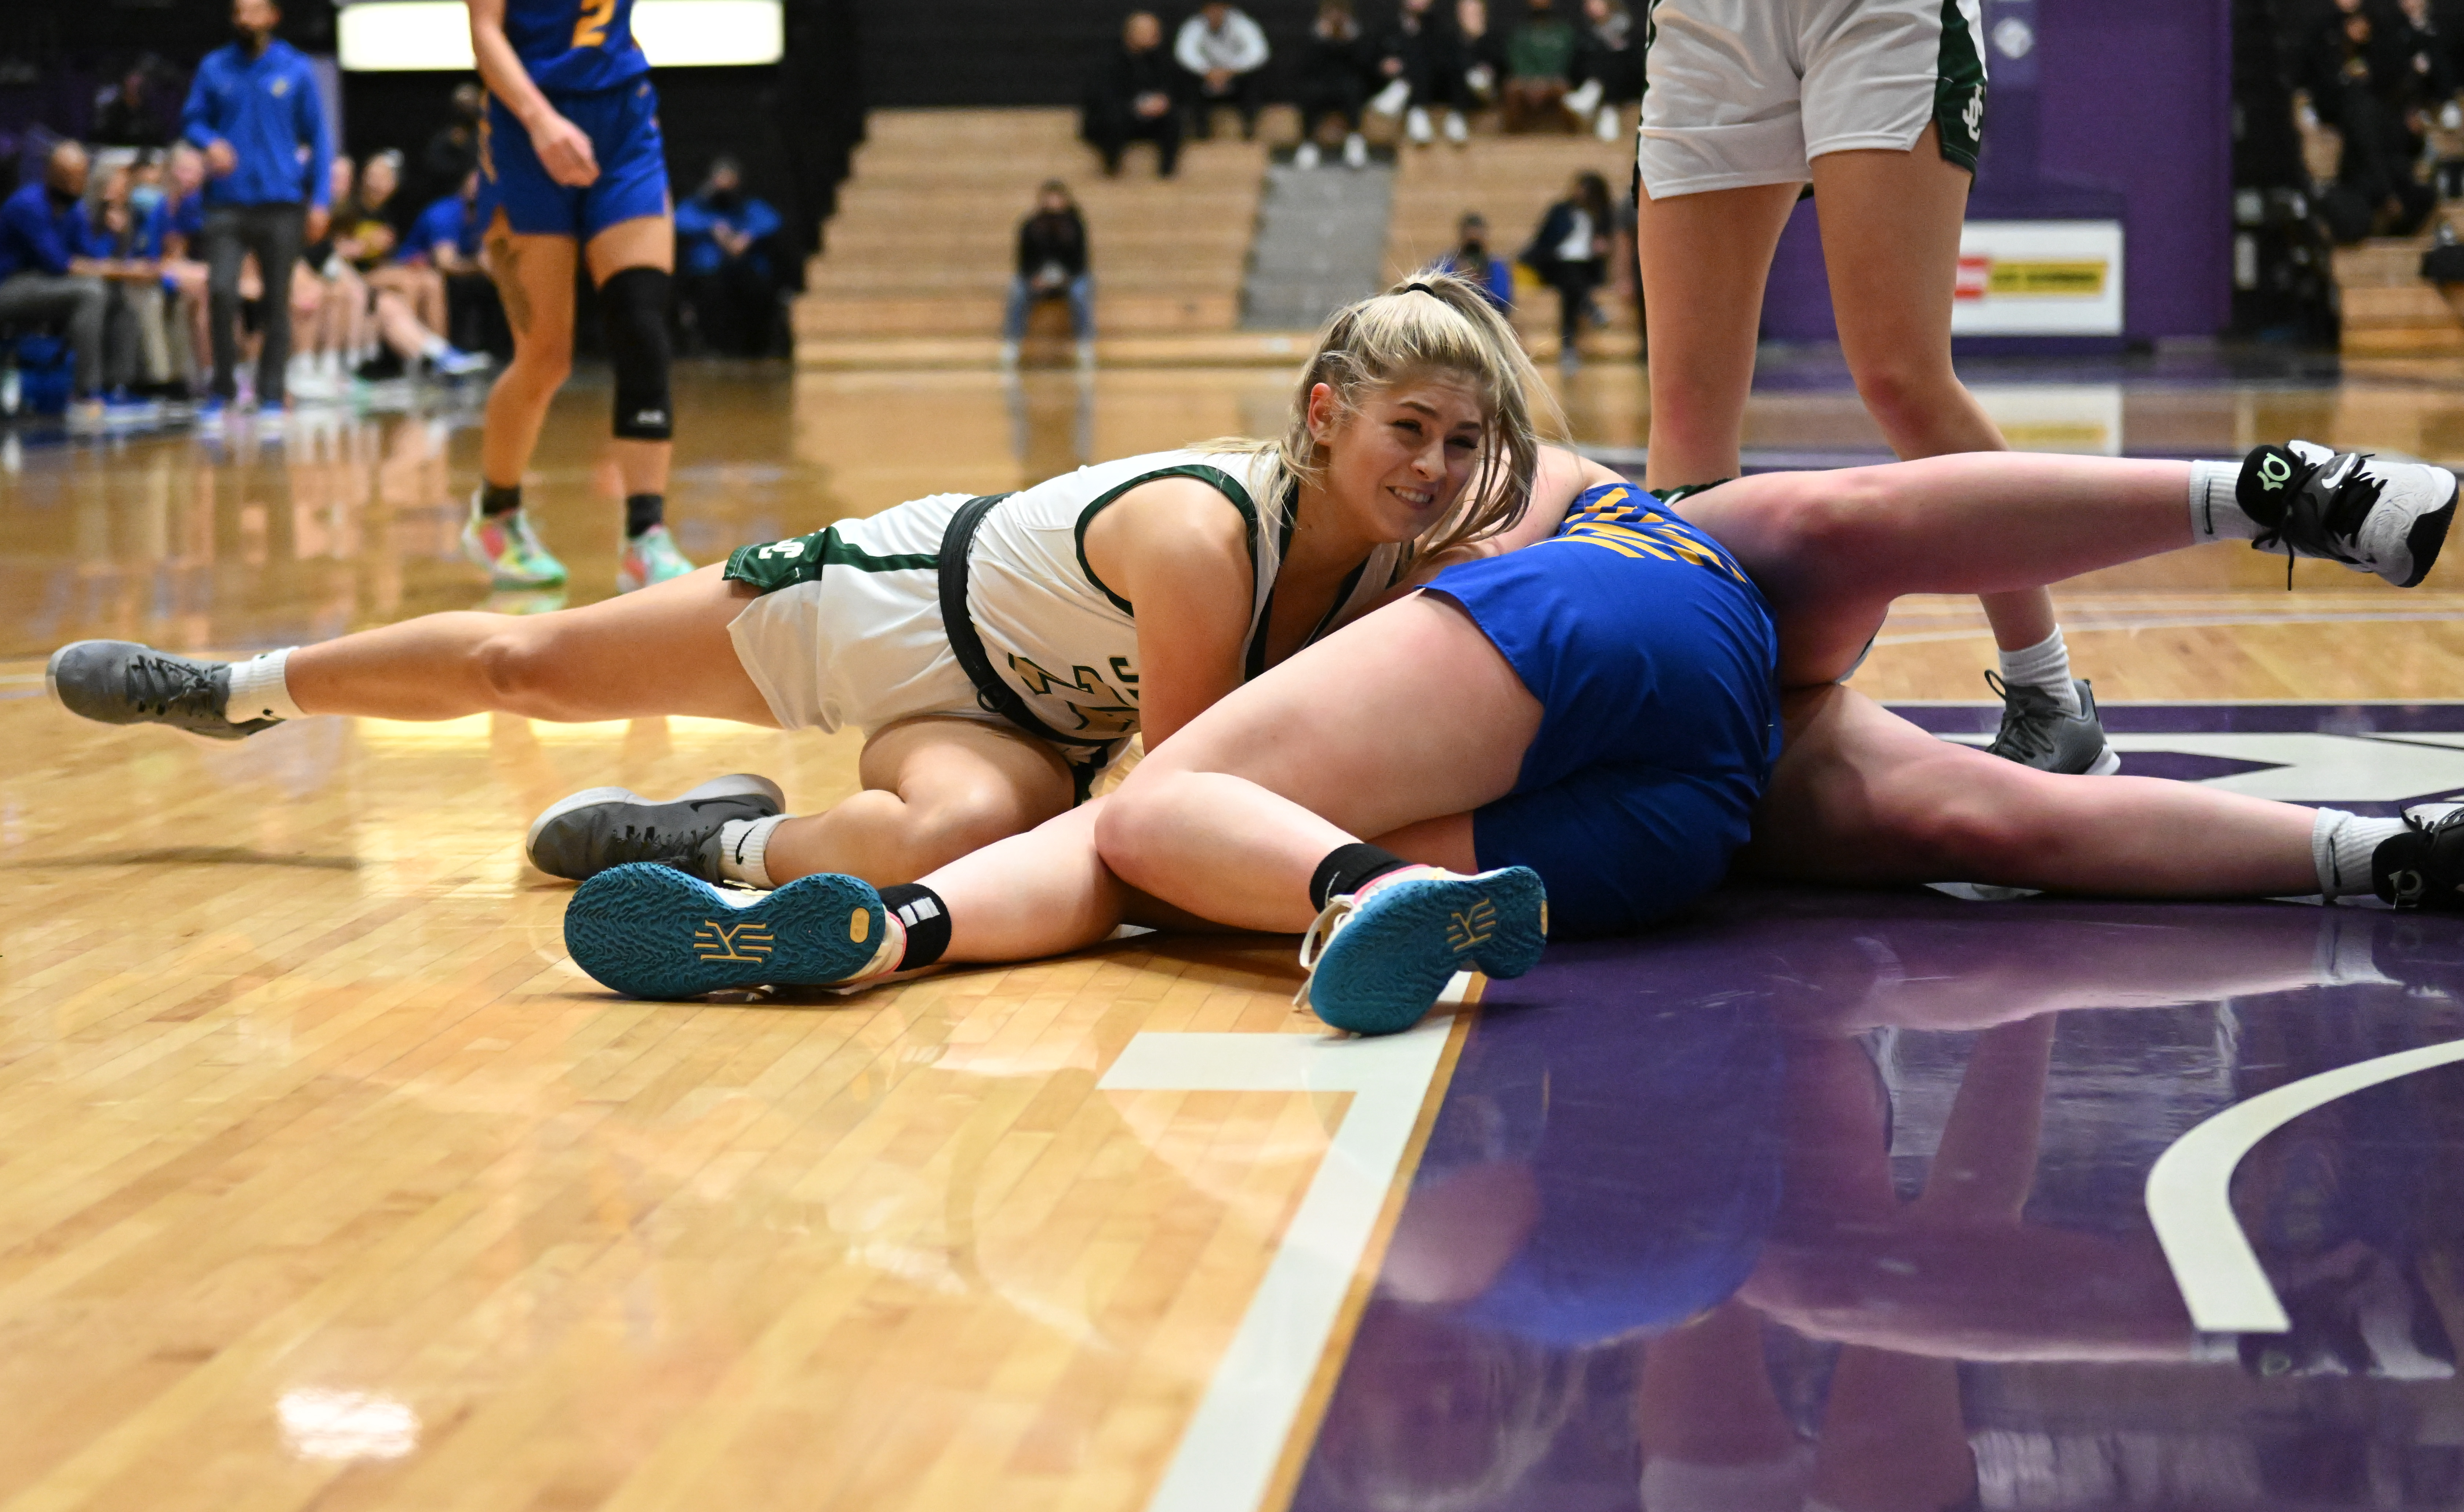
[1102,980,1468,1512]
[2147,1036,2464,1334]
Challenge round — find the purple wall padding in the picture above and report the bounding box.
[1760,0,2232,343]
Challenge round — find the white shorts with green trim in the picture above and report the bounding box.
[1637,0,1987,199]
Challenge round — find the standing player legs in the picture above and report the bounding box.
[1098,592,1540,932]
[583,214,676,506]
[1632,180,1800,491]
[479,213,579,493]
[1809,123,2061,666]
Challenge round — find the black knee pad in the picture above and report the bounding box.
[599,266,674,441]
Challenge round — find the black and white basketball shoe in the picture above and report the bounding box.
[1984,674,2118,776]
[45,641,277,740]
[2238,442,2457,588]
[2372,803,2464,910]
[526,775,786,884]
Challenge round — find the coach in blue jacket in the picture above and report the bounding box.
[182,0,332,411]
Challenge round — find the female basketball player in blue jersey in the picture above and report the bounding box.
[461,0,694,594]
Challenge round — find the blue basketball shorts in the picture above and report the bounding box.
[1428,484,1782,939]
[481,80,670,241]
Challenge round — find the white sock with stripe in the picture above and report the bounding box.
[2188,460,2261,544]
[2311,808,2406,899]
[223,648,304,722]
[1995,628,2081,715]
[716,814,786,890]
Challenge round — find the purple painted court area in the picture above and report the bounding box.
[1291,703,2464,1512]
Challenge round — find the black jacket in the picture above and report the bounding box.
[1017,208,1089,281]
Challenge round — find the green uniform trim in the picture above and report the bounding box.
[723,526,937,593]
[1069,463,1261,616]
[1933,0,1987,173]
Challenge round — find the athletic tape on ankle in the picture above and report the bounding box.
[1310,842,1412,911]
[877,884,953,971]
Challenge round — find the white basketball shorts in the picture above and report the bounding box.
[1636,0,1988,199]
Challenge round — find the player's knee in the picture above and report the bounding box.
[1847,352,1961,441]
[1892,780,2040,875]
[901,786,1035,874]
[599,266,673,442]
[472,625,569,716]
[506,337,571,388]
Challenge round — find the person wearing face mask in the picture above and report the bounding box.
[181,0,334,422]
[1439,211,1513,312]
[0,141,141,422]
[673,156,785,357]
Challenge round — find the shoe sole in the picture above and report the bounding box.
[2397,469,2458,588]
[524,773,786,876]
[565,864,886,1000]
[2083,746,2122,777]
[1309,868,1548,1037]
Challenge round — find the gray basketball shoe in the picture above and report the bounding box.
[525,774,787,884]
[2238,442,2457,588]
[46,641,278,739]
[1984,673,2119,776]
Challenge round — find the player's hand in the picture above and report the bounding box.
[204,139,237,177]
[305,206,330,243]
[528,110,600,187]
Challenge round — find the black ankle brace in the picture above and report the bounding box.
[625,492,665,539]
[878,883,952,971]
[1309,843,1412,911]
[480,482,523,518]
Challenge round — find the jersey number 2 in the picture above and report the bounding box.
[572,0,617,49]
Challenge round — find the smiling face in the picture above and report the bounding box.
[1308,373,1489,543]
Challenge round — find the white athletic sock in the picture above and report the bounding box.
[418,333,450,363]
[2188,459,2260,543]
[1996,628,2081,715]
[223,648,304,722]
[2311,808,2406,899]
[715,813,787,890]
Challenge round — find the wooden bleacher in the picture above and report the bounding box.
[1382,118,1641,360]
[2332,207,2464,358]
[795,108,1284,368]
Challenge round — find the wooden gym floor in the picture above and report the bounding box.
[4,357,2464,1511]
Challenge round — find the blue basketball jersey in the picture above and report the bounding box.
[501,0,650,94]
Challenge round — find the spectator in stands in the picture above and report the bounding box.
[1564,0,1640,141]
[1084,12,1184,178]
[92,59,174,149]
[79,157,178,393]
[419,83,486,211]
[309,154,484,384]
[1177,3,1271,141]
[0,142,139,418]
[400,168,500,358]
[676,155,786,357]
[160,143,211,390]
[1456,0,1508,112]
[1502,0,1579,131]
[347,151,443,336]
[1001,180,1094,370]
[1369,0,1472,146]
[183,0,334,416]
[1436,210,1513,311]
[1519,169,1611,363]
[2303,0,2440,239]
[1295,1,1374,169]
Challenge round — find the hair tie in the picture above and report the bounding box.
[1399,281,1442,298]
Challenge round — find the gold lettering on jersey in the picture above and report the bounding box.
[1446,900,1498,952]
[574,0,619,48]
[1006,656,1141,739]
[693,921,775,963]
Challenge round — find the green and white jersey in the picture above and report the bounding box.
[721,449,1406,750]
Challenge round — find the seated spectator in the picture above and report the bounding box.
[1083,12,1184,178]
[1177,2,1271,141]
[419,83,486,210]
[1369,0,1472,146]
[1457,0,1508,110]
[349,151,443,336]
[399,169,498,356]
[1564,0,1641,141]
[1502,0,1579,132]
[1519,170,1611,364]
[0,141,138,418]
[79,157,178,394]
[160,143,212,391]
[92,60,173,149]
[676,155,787,357]
[1436,211,1513,312]
[1001,180,1094,369]
[2305,1,2439,239]
[1295,0,1374,169]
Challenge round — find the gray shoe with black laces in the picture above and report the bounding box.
[1983,672,2119,776]
[2238,441,2457,588]
[2372,804,2464,910]
[525,774,786,884]
[45,641,277,740]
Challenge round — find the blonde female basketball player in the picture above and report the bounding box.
[1633,0,2117,776]
[46,274,1549,889]
[556,437,2458,1034]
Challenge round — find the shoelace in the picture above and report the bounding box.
[1983,671,2066,764]
[2254,451,2387,589]
[123,653,222,721]
[1292,894,1359,1010]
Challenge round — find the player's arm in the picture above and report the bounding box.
[465,0,600,187]
[1081,477,1257,748]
